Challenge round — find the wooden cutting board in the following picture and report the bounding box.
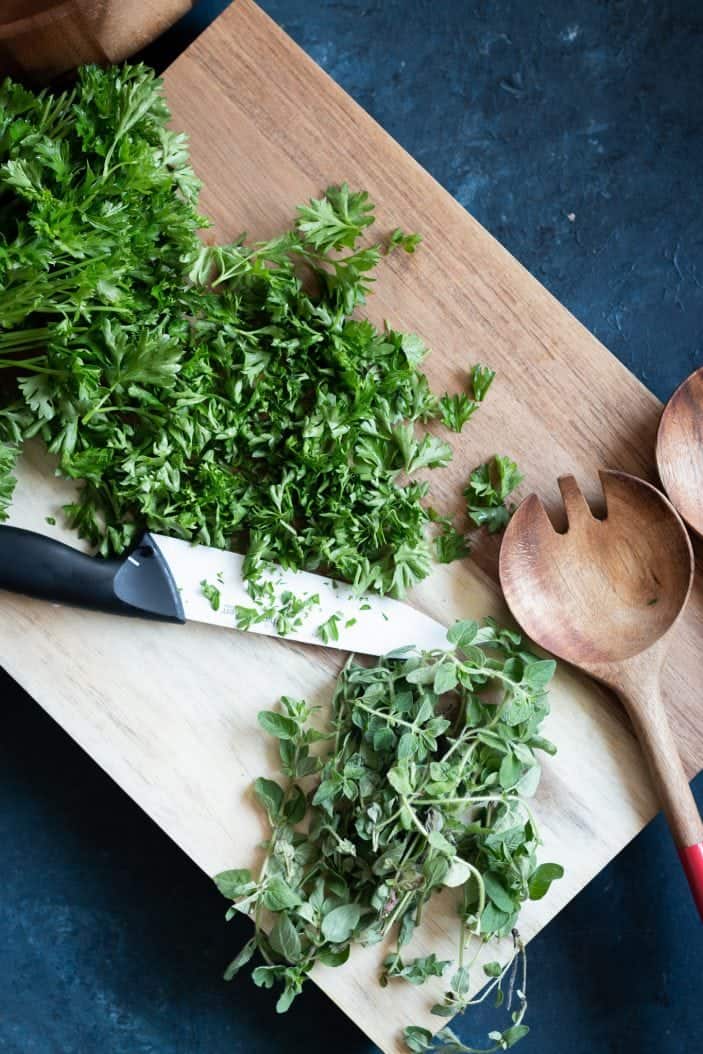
[2,2,702,1050]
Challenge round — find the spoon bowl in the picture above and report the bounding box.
[656,366,703,537]
[499,469,703,919]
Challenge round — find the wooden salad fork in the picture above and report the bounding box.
[499,469,703,919]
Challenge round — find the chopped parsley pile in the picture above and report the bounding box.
[0,64,517,598]
[0,61,522,598]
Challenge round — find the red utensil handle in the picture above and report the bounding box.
[679,843,703,920]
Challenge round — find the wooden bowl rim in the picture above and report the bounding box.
[0,0,76,40]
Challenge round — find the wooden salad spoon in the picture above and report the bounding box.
[656,366,703,537]
[499,469,703,919]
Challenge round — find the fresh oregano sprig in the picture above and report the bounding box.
[214,619,562,1049]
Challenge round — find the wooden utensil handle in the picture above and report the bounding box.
[679,843,703,920]
[618,680,703,919]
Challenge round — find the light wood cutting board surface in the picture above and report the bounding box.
[2,2,702,1051]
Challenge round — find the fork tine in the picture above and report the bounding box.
[558,475,595,528]
[510,492,557,536]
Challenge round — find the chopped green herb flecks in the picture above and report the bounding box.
[273,591,320,636]
[235,605,267,631]
[214,621,561,1049]
[317,612,342,644]
[439,393,479,432]
[200,579,221,611]
[387,228,423,254]
[471,364,496,403]
[434,520,470,564]
[464,455,524,534]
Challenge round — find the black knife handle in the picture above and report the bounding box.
[0,526,185,623]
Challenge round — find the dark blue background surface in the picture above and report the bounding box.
[2,2,702,1052]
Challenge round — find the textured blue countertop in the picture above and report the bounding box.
[2,2,703,1052]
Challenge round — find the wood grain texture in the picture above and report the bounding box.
[1,2,702,1049]
[657,366,703,538]
[0,0,194,80]
[500,470,703,853]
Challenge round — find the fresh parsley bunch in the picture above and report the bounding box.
[0,64,499,595]
[0,64,205,540]
[215,620,563,1050]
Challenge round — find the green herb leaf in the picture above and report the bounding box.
[528,862,565,900]
[434,521,470,564]
[297,183,374,250]
[317,613,342,644]
[387,228,423,254]
[321,903,363,943]
[257,711,299,740]
[213,869,255,899]
[503,1024,530,1047]
[446,619,479,649]
[483,872,516,913]
[254,777,284,822]
[200,579,221,611]
[439,393,478,432]
[433,662,458,694]
[471,364,496,402]
[262,877,302,912]
[499,752,522,789]
[402,1026,434,1052]
[465,455,524,533]
[269,913,302,963]
[524,659,557,690]
[223,937,257,980]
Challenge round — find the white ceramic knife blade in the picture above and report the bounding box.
[152,533,449,656]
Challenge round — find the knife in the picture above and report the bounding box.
[0,526,449,656]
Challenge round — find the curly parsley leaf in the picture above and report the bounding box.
[296,183,374,251]
[464,455,524,533]
[0,443,19,521]
[439,393,479,433]
[471,363,496,402]
[434,520,470,564]
[387,228,423,254]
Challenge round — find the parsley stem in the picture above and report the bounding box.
[82,386,116,424]
[0,328,50,350]
[0,359,64,375]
